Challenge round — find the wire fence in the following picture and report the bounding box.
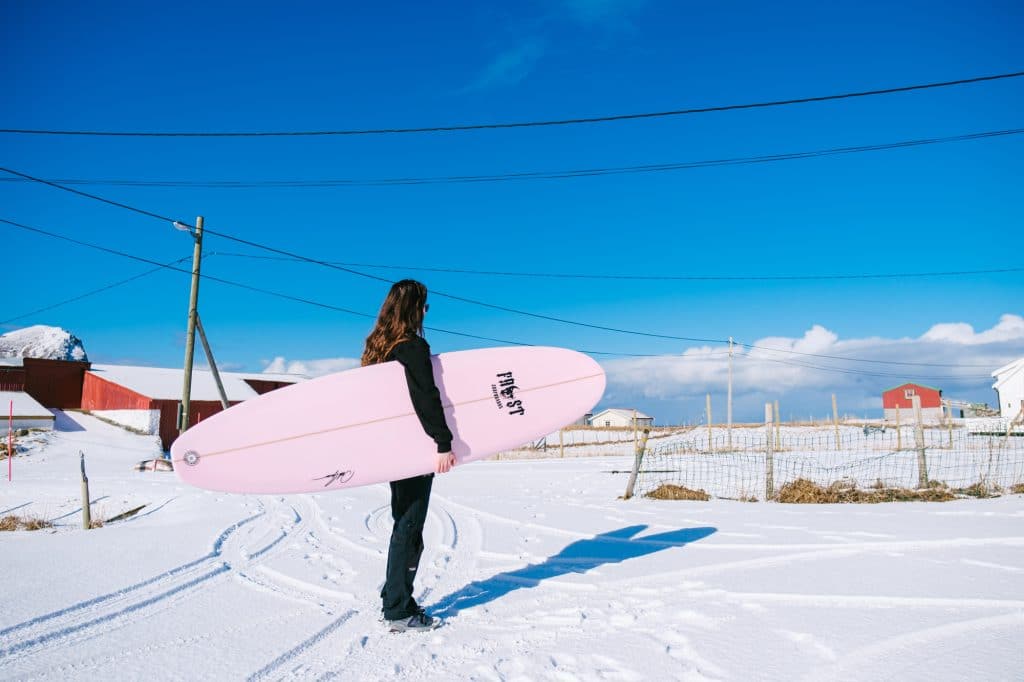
[631,425,1024,501]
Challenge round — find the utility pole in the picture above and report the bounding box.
[727,336,733,450]
[179,216,204,434]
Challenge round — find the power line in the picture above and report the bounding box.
[0,167,174,223]
[2,71,1021,137]
[0,166,727,345]
[207,251,1024,282]
[1,168,1014,369]
[0,216,707,358]
[737,342,1000,369]
[739,353,994,382]
[0,256,191,325]
[1,128,1020,187]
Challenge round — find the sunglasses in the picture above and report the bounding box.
[424,303,430,313]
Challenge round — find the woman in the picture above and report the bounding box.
[362,279,457,633]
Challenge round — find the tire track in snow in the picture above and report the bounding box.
[1,496,310,664]
[18,608,310,681]
[277,494,484,680]
[803,612,1024,682]
[245,611,357,682]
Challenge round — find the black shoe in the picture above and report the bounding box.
[387,611,439,633]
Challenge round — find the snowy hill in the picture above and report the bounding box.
[0,325,88,362]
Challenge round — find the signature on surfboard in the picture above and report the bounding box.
[314,470,355,487]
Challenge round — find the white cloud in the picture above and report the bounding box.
[600,315,1024,422]
[920,314,1024,345]
[470,41,545,91]
[263,356,360,378]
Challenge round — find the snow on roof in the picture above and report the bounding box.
[593,408,653,420]
[882,382,943,393]
[0,391,53,418]
[0,325,88,362]
[88,364,306,402]
[992,357,1024,389]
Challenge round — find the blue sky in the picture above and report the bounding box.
[3,0,1022,422]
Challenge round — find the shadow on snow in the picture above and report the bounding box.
[429,524,716,618]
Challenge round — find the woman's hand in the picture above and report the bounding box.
[436,451,456,474]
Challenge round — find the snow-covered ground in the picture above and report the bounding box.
[1,411,1022,681]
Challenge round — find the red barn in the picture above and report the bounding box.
[81,364,304,450]
[883,383,943,422]
[0,357,92,408]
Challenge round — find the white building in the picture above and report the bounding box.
[0,390,55,431]
[992,358,1024,420]
[590,408,654,428]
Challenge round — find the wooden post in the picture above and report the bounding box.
[948,411,953,448]
[765,403,775,500]
[80,451,91,530]
[727,337,733,451]
[832,394,840,450]
[633,409,638,455]
[706,393,713,452]
[195,314,229,410]
[623,428,651,499]
[774,399,781,449]
[896,405,902,450]
[180,216,204,434]
[912,395,928,488]
[559,428,564,458]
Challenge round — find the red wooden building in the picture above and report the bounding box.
[81,364,302,450]
[882,383,943,422]
[0,357,92,408]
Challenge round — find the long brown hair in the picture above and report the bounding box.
[361,279,428,366]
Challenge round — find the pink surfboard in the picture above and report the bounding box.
[170,346,605,494]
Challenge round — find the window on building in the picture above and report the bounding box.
[904,389,915,399]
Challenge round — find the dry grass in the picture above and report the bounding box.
[775,478,958,504]
[1010,483,1024,495]
[645,484,711,501]
[955,482,999,499]
[0,514,55,531]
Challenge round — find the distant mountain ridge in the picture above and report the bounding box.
[0,325,89,362]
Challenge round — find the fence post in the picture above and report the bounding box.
[832,394,840,450]
[559,428,564,458]
[895,405,902,450]
[623,428,651,499]
[774,399,781,449]
[765,402,775,500]
[912,395,928,488]
[80,451,92,530]
[706,394,713,452]
[633,409,638,455]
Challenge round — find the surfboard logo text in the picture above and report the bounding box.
[493,371,526,416]
[314,470,355,487]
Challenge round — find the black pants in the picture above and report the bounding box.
[381,473,433,620]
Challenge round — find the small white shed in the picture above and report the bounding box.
[992,358,1024,420]
[591,408,654,428]
[0,391,55,431]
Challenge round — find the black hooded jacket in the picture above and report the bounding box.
[387,335,453,453]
